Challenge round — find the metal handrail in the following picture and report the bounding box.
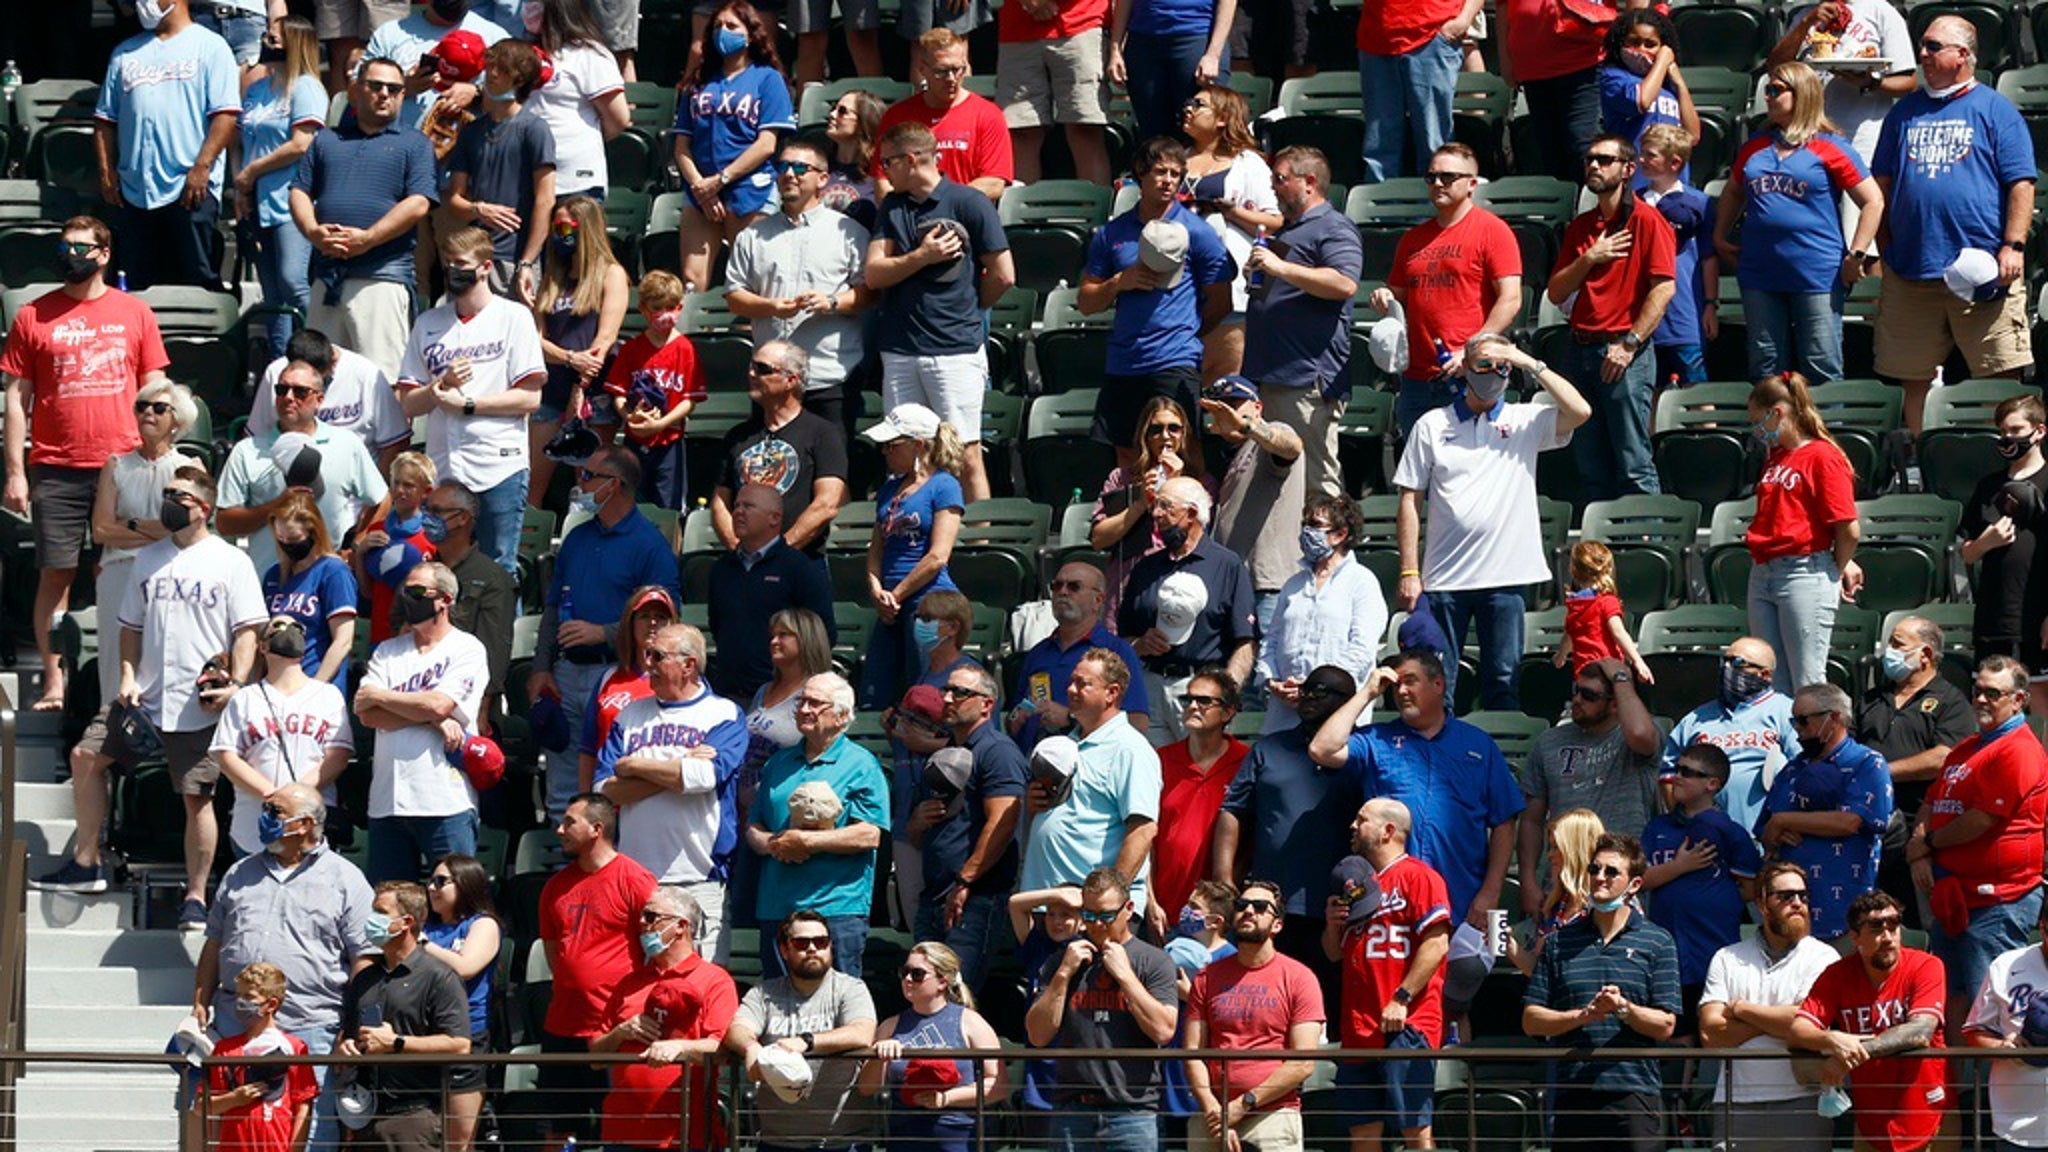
[0,680,22,1152]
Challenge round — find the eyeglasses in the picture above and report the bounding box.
[639,910,679,925]
[134,400,173,416]
[1920,38,1964,54]
[785,935,831,951]
[1792,711,1831,727]
[260,802,294,819]
[1766,888,1809,904]
[1078,906,1126,924]
[748,360,782,376]
[1588,864,1627,880]
[1423,170,1473,186]
[901,966,934,982]
[1181,693,1224,711]
[796,696,838,712]
[577,468,618,484]
[773,159,820,177]
[1764,82,1792,98]
[274,383,320,400]
[1972,683,2020,700]
[428,875,453,890]
[1674,767,1720,780]
[1146,422,1185,436]
[880,151,923,167]
[424,504,463,520]
[1234,897,1277,914]
[1183,99,1212,113]
[1722,654,1768,674]
[1048,579,1090,593]
[362,80,405,95]
[1858,915,1903,933]
[1584,153,1626,167]
[941,684,988,700]
[1572,686,1612,703]
[58,240,103,256]
[645,649,689,664]
[829,104,856,117]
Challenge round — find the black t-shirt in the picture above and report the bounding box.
[875,178,1008,357]
[339,949,472,1106]
[1856,677,1974,816]
[718,410,850,557]
[1962,466,2048,645]
[1038,936,1179,1106]
[448,106,557,263]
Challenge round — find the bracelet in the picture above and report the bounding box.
[1399,569,1421,578]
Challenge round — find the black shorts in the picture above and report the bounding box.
[29,463,99,569]
[535,1030,606,1139]
[1091,367,1201,450]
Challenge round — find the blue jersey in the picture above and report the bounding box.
[1661,692,1799,842]
[1872,84,2037,281]
[1646,182,1712,348]
[263,555,360,684]
[96,24,242,210]
[1600,66,1684,166]
[876,469,963,599]
[1754,736,1892,938]
[1641,806,1761,985]
[1084,201,1235,375]
[1732,131,1869,293]
[240,73,328,227]
[675,64,795,200]
[1344,717,1525,923]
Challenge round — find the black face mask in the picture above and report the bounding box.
[161,496,193,533]
[444,264,482,293]
[267,623,307,661]
[398,588,443,626]
[1159,523,1190,553]
[58,250,100,285]
[256,41,287,65]
[1996,433,2036,460]
[1796,734,1830,759]
[430,0,470,19]
[278,536,314,563]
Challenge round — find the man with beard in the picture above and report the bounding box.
[1791,891,1954,1152]
[1522,833,1681,1152]
[724,912,877,1152]
[1008,561,1151,750]
[1212,664,1364,1008]
[1518,657,1662,916]
[1661,636,1800,853]
[1698,861,1842,1151]
[1184,879,1325,1152]
[1756,682,1893,942]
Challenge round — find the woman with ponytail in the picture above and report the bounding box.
[861,942,1005,1152]
[860,403,967,709]
[1745,371,1863,689]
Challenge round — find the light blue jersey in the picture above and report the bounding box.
[95,24,242,210]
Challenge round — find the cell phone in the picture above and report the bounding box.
[358,1003,384,1030]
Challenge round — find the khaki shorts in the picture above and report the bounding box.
[1188,1109,1305,1152]
[998,28,1109,128]
[1872,268,2033,381]
[76,708,221,796]
[314,0,410,41]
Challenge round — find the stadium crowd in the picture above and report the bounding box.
[8,0,2048,1148]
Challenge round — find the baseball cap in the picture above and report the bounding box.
[1154,571,1210,647]
[919,218,971,282]
[1399,597,1451,656]
[755,1045,815,1101]
[1441,921,1495,1013]
[923,747,975,813]
[899,683,947,727]
[865,403,943,444]
[788,779,845,827]
[1943,247,2005,303]
[2020,992,2048,1066]
[1203,375,1259,405]
[900,1058,963,1106]
[433,29,488,83]
[1330,855,1381,929]
[544,419,602,464]
[1164,935,1213,974]
[449,735,505,792]
[1139,219,1190,288]
[1029,735,1081,806]
[270,432,325,497]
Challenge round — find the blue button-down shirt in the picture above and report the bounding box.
[542,506,683,668]
[1754,734,1892,938]
[1345,716,1525,923]
[1010,623,1152,750]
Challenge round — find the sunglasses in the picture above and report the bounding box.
[1722,654,1768,673]
[1792,711,1831,726]
[880,151,923,167]
[941,684,988,700]
[1766,888,1809,904]
[1920,38,1963,54]
[785,935,831,951]
[1078,906,1125,924]
[1572,686,1612,703]
[901,966,934,981]
[773,159,820,177]
[58,240,103,256]
[1858,916,1904,933]
[274,383,319,400]
[428,875,453,889]
[1588,864,1627,880]
[135,400,173,416]
[1422,170,1472,186]
[1585,153,1626,167]
[577,468,618,484]
[363,80,405,95]
[1146,423,1185,436]
[401,584,441,603]
[1674,767,1721,781]
[1181,693,1224,711]
[1764,82,1791,98]
[260,802,295,819]
[1973,684,2021,699]
[1049,579,1090,593]
[748,360,782,376]
[829,104,856,117]
[1298,682,1341,700]
[1234,898,1277,914]
[424,504,463,520]
[645,649,689,664]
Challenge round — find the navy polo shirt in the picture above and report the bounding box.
[1219,726,1364,915]
[706,538,838,701]
[1009,623,1152,750]
[875,177,1009,357]
[1524,912,1682,1094]
[294,120,440,285]
[1241,200,1362,395]
[546,507,683,664]
[916,719,1030,899]
[1117,535,1258,670]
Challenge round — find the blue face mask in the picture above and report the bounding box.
[1298,527,1334,565]
[1881,646,1918,683]
[1591,893,1630,914]
[640,929,668,961]
[257,808,288,846]
[365,913,396,947]
[487,87,518,103]
[914,618,943,656]
[1174,906,1208,939]
[420,512,448,546]
[569,486,601,516]
[233,996,268,1022]
[714,26,748,57]
[1750,412,1780,448]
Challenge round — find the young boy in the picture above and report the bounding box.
[602,270,703,508]
[352,451,440,643]
[1007,885,1085,1135]
[1637,123,1718,388]
[1641,744,1761,1038]
[205,963,319,1152]
[446,38,559,297]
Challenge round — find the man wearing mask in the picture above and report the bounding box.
[1,214,171,715]
[1118,477,1258,740]
[1008,562,1151,750]
[34,466,265,933]
[530,445,683,821]
[336,880,475,1150]
[1858,616,1972,920]
[211,618,356,858]
[1698,861,1841,1152]
[1960,394,2048,713]
[353,561,491,882]
[1662,637,1801,855]
[94,0,241,290]
[426,482,515,717]
[218,357,389,576]
[1755,683,1893,941]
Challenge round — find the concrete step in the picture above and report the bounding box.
[29,965,197,1007]
[26,889,134,931]
[13,779,78,821]
[16,1109,180,1152]
[29,928,204,970]
[13,705,71,785]
[12,813,80,861]
[25,1002,194,1053]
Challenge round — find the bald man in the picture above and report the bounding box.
[1654,636,1800,868]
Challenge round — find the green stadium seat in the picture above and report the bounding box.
[1467,710,1552,763]
[1651,381,1757,508]
[796,78,915,128]
[1021,390,1115,508]
[135,285,239,336]
[1638,604,1748,715]
[1346,179,1435,279]
[1808,378,1901,497]
[1908,0,2014,72]
[1581,495,1703,612]
[1453,72,1512,175]
[1704,496,1758,605]
[1516,606,1572,718]
[1226,72,1277,118]
[1031,288,1114,397]
[1337,388,1395,498]
[1668,0,1776,73]
[1921,379,2028,502]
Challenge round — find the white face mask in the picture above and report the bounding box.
[137,0,169,29]
[1922,77,1972,99]
[521,0,543,33]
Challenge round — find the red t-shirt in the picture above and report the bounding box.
[999,0,1108,42]
[1745,439,1859,563]
[1926,724,2048,907]
[598,951,740,1151]
[1188,952,1325,1109]
[1798,949,1950,1152]
[1339,854,1452,1047]
[1151,738,1249,920]
[1553,198,1676,333]
[540,852,660,1037]
[1500,0,1608,84]
[1563,589,1623,674]
[208,1029,319,1152]
[875,94,1015,188]
[1358,0,1464,55]
[1388,207,1522,382]
[604,332,704,449]
[0,287,163,469]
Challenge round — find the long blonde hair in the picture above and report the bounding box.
[922,422,967,478]
[1766,61,1841,148]
[274,14,320,89]
[909,942,975,1009]
[538,195,621,317]
[1548,808,1606,920]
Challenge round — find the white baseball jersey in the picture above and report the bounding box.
[209,678,354,853]
[254,347,411,451]
[363,628,490,819]
[118,534,268,733]
[1965,941,2048,1146]
[596,688,751,884]
[396,295,546,491]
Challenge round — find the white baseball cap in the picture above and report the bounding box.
[1943,247,2002,303]
[755,1045,815,1103]
[1139,219,1190,289]
[864,403,943,444]
[1154,571,1210,646]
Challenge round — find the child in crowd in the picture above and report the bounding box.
[1637,123,1719,388]
[204,963,319,1152]
[602,269,703,508]
[1162,879,1238,1115]
[1557,541,1654,682]
[1641,744,1761,1039]
[351,451,440,642]
[1007,886,1086,1137]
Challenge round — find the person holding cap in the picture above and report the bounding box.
[1202,374,1308,645]
[861,403,968,710]
[1870,14,2036,437]
[1079,136,1236,473]
[1118,475,1258,741]
[211,617,356,858]
[725,911,878,1150]
[335,880,475,1149]
[860,941,1007,1152]
[361,9,506,130]
[219,356,389,577]
[1256,494,1385,736]
[1020,649,1163,913]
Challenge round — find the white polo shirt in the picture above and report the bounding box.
[1391,398,1568,591]
[396,295,546,492]
[1698,933,1841,1103]
[727,205,871,389]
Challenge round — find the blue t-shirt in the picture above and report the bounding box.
[1731,131,1869,293]
[1084,201,1235,375]
[751,734,891,919]
[422,914,494,1038]
[1600,66,1683,159]
[1218,727,1364,915]
[294,120,442,284]
[1872,84,2037,281]
[1241,201,1359,393]
[1753,736,1893,938]
[1130,0,1215,38]
[875,179,1010,357]
[876,470,964,597]
[240,73,328,227]
[1641,806,1762,985]
[1009,624,1152,750]
[1646,182,1712,348]
[674,64,795,194]
[1344,717,1526,923]
[263,555,360,684]
[95,24,242,210]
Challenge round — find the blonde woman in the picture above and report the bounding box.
[86,380,200,708]
[860,403,967,709]
[860,942,1005,1152]
[1712,60,1883,385]
[1508,807,1605,976]
[531,194,631,504]
[235,14,324,361]
[1179,84,1282,383]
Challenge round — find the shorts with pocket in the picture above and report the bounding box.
[1873,267,2033,381]
[314,0,410,41]
[77,708,222,795]
[881,351,988,442]
[998,29,1110,128]
[29,463,100,569]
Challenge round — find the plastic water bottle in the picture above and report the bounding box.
[115,271,128,292]
[1817,1086,1851,1118]
[1068,487,1082,509]
[1246,227,1270,289]
[558,1138,578,1152]
[1433,338,1452,379]
[0,61,21,105]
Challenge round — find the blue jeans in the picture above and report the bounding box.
[114,196,221,291]
[1395,376,1460,440]
[1124,30,1226,143]
[1747,551,1839,693]
[1927,886,2043,1009]
[913,887,1006,993]
[761,914,869,979]
[1047,1110,1161,1152]
[542,658,608,822]
[1742,286,1847,384]
[1521,69,1602,183]
[1359,38,1461,184]
[475,469,528,576]
[366,810,480,884]
[1655,343,1707,387]
[251,221,312,362]
[1563,337,1659,500]
[1432,586,1523,711]
[288,1022,342,1152]
[859,612,926,711]
[193,6,264,63]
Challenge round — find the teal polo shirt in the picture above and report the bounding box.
[751,733,891,920]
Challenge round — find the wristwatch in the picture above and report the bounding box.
[126,518,139,532]
[2002,240,2027,254]
[1618,332,1644,352]
[462,397,477,416]
[800,1031,816,1052]
[392,1036,407,1053]
[1392,987,1414,1006]
[1241,1090,1260,1112]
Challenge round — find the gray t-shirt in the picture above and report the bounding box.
[736,970,878,1147]
[1212,438,1305,592]
[1520,721,1660,837]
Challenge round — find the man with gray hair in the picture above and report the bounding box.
[596,623,752,964]
[748,672,891,976]
[1118,475,1258,741]
[711,339,850,559]
[1756,682,1893,941]
[426,481,515,708]
[354,560,491,882]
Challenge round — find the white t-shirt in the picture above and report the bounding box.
[364,628,490,819]
[253,348,411,452]
[1698,933,1841,1103]
[1392,400,1569,591]
[219,422,389,577]
[600,688,751,885]
[527,40,624,195]
[209,678,354,854]
[1808,0,1915,162]
[1964,942,2048,1145]
[118,534,269,733]
[396,295,547,491]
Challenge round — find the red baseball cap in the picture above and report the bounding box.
[434,29,488,84]
[456,735,505,791]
